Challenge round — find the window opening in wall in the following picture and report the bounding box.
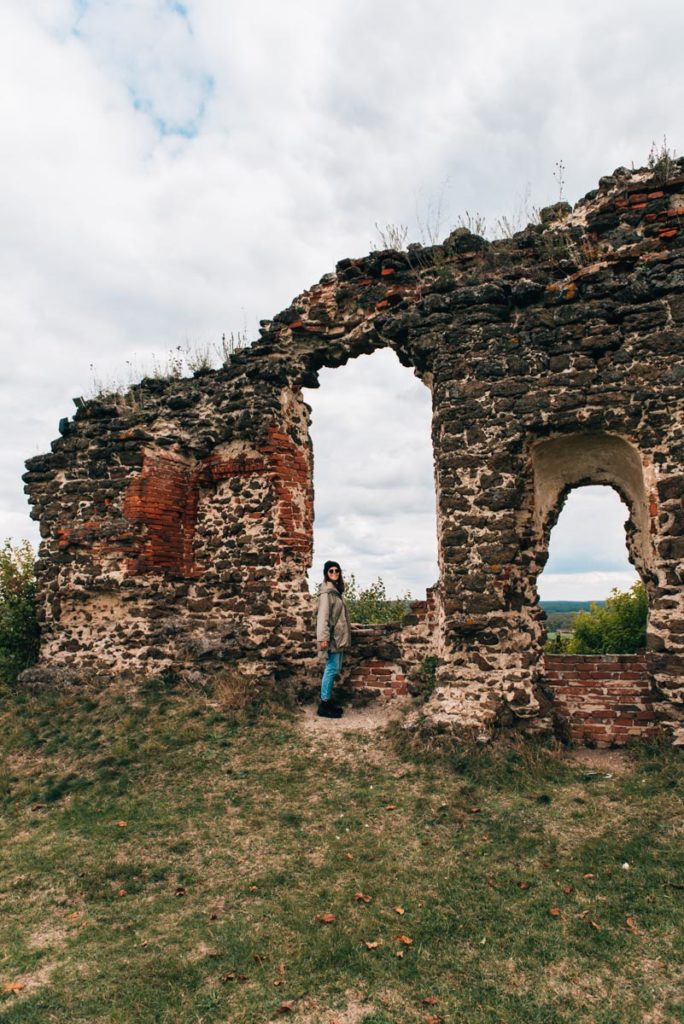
[539,485,646,653]
[303,348,437,606]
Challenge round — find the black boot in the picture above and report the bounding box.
[317,700,343,719]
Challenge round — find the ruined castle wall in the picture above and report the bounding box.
[23,163,684,743]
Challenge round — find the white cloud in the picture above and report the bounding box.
[539,572,639,603]
[1,0,682,602]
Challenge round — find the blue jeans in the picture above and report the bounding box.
[320,651,344,701]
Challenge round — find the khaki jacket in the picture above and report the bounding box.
[316,581,352,652]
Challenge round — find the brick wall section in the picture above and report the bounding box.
[544,653,664,747]
[122,450,198,577]
[122,449,268,578]
[347,625,409,698]
[263,426,313,563]
[347,642,664,745]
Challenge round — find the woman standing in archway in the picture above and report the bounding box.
[316,560,351,718]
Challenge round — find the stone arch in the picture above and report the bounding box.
[532,432,656,592]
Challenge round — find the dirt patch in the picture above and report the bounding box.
[1,958,57,998]
[298,699,411,735]
[294,991,378,1024]
[562,747,630,776]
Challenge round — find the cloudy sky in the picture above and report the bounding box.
[3,1,680,601]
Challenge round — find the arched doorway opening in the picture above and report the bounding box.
[303,346,437,605]
[531,433,661,746]
[538,485,643,651]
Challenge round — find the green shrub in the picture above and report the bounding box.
[0,539,40,681]
[343,574,411,624]
[567,582,648,654]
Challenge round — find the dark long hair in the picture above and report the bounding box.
[323,560,344,595]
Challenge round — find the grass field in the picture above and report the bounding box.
[0,677,682,1024]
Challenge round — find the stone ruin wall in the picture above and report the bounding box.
[23,162,684,745]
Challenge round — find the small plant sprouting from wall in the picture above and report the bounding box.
[86,334,251,404]
[553,159,566,203]
[408,655,439,701]
[647,136,678,184]
[373,222,410,251]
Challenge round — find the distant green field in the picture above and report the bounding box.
[541,601,605,635]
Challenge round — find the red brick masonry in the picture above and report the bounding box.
[349,643,662,746]
[544,653,662,747]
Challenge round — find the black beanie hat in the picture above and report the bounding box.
[323,560,341,577]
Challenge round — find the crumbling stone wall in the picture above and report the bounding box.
[23,162,684,744]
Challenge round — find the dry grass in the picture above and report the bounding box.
[0,681,682,1023]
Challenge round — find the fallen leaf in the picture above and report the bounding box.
[625,916,639,934]
[253,954,266,965]
[116,820,128,828]
[589,919,601,930]
[395,950,405,958]
[394,906,405,915]
[315,913,336,924]
[278,962,286,977]
[274,980,283,986]
[422,996,440,1005]
[277,1000,295,1013]
[68,911,82,920]
[220,972,236,983]
[237,974,249,982]
[563,885,574,894]
[30,802,46,811]
[209,912,219,920]
[425,1016,444,1024]
[517,881,530,890]
[3,982,25,994]
[344,853,353,860]
[583,873,595,879]
[118,889,127,897]
[385,804,397,811]
[364,941,380,949]
[174,886,186,897]
[469,806,480,814]
[549,907,561,917]
[397,934,413,945]
[354,892,372,904]
[249,885,257,892]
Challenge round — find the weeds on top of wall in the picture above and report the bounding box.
[647,135,678,184]
[0,539,39,683]
[85,332,251,405]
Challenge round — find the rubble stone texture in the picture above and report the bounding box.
[23,163,684,744]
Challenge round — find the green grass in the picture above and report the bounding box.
[0,682,682,1023]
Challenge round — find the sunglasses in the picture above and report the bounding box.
[327,568,341,575]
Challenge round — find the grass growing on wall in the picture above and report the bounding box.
[0,680,682,1023]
